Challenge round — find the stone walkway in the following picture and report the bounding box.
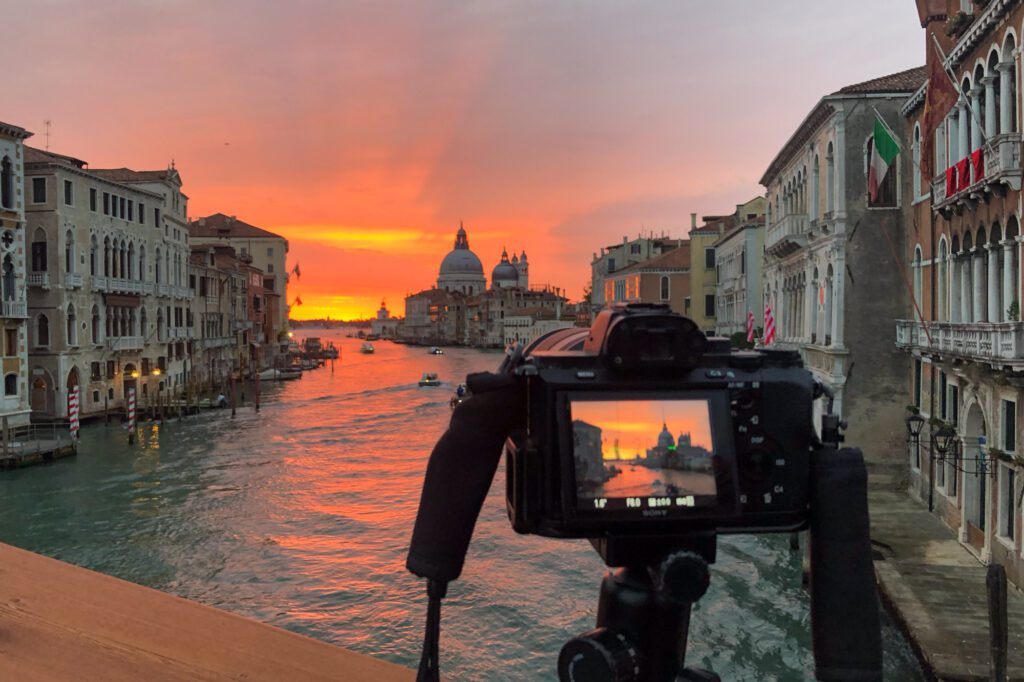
[870,489,1024,680]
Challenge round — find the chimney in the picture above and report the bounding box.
[690,213,697,229]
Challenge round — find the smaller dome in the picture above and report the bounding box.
[491,248,519,283]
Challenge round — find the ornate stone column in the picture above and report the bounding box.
[998,61,1013,135]
[970,86,983,154]
[832,251,846,347]
[972,248,985,322]
[987,244,1001,322]
[1003,240,1015,321]
[983,75,997,139]
[961,254,972,322]
[958,99,970,162]
[949,113,960,164]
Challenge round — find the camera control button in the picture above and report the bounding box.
[742,447,774,482]
[704,369,726,378]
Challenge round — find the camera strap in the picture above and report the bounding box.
[415,579,447,682]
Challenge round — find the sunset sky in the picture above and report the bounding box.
[4,1,923,319]
[572,399,712,459]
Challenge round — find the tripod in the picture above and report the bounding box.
[558,536,720,682]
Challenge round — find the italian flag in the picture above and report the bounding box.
[868,114,900,202]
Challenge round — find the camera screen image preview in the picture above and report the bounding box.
[571,399,717,512]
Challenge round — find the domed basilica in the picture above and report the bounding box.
[437,223,528,293]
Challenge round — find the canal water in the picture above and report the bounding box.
[0,330,923,680]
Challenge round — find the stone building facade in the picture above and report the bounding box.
[24,148,193,419]
[895,0,1024,586]
[601,242,691,316]
[762,66,925,469]
[0,122,33,427]
[714,197,767,338]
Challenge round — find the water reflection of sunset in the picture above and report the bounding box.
[571,400,711,460]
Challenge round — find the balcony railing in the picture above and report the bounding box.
[106,336,144,351]
[895,319,1024,366]
[108,278,143,295]
[64,272,83,289]
[1,300,27,318]
[765,213,808,254]
[933,133,1023,209]
[27,272,49,289]
[92,275,109,292]
[157,283,169,297]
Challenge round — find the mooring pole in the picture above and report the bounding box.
[988,564,1008,681]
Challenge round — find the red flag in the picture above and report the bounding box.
[956,158,970,191]
[921,43,959,181]
[971,147,984,183]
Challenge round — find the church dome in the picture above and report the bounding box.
[439,224,484,276]
[657,423,675,449]
[491,248,519,283]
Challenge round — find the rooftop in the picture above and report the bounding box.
[833,66,927,95]
[0,121,32,140]
[91,167,178,184]
[614,242,691,275]
[190,213,287,242]
[25,146,88,168]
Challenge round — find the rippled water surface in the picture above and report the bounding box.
[0,331,923,680]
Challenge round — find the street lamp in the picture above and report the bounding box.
[929,421,957,513]
[905,411,926,499]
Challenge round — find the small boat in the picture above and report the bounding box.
[449,383,470,409]
[419,372,441,387]
[360,343,375,354]
[259,367,302,381]
[366,333,381,341]
[429,346,444,355]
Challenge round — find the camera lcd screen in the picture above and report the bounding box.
[571,399,717,513]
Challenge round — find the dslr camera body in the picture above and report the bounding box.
[505,302,815,549]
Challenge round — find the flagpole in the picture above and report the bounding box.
[930,32,987,139]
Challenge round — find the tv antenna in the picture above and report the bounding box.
[43,120,52,151]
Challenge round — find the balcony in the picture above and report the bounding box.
[108,278,143,295]
[27,272,49,289]
[765,214,808,258]
[157,283,169,297]
[799,343,849,379]
[895,319,1024,368]
[1,300,27,318]
[201,337,234,349]
[174,286,193,299]
[234,320,254,332]
[63,272,83,289]
[106,336,144,351]
[92,275,109,292]
[933,134,1023,212]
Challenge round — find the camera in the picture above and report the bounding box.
[504,303,816,546]
[407,303,882,682]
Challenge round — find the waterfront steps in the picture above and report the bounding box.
[870,490,1024,680]
[0,542,414,681]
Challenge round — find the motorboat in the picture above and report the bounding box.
[259,367,302,381]
[429,346,444,355]
[449,383,470,409]
[419,372,441,387]
[360,343,375,354]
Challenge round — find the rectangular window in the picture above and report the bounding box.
[89,188,97,212]
[4,328,16,357]
[155,207,161,227]
[138,202,145,224]
[103,192,110,215]
[267,247,274,257]
[106,360,115,380]
[90,362,101,381]
[142,358,151,374]
[914,359,922,408]
[1003,399,1016,452]
[950,385,959,426]
[63,180,73,206]
[119,197,126,218]
[704,294,715,318]
[940,372,948,419]
[998,465,1015,540]
[127,200,134,222]
[607,258,615,274]
[32,177,46,203]
[684,297,691,313]
[267,263,274,273]
[741,251,746,274]
[704,247,715,269]
[660,276,670,301]
[630,244,640,255]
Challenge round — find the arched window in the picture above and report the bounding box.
[811,267,820,343]
[913,246,923,312]
[91,305,100,344]
[824,265,834,346]
[938,239,948,321]
[128,242,135,280]
[103,236,111,276]
[37,314,49,347]
[2,255,14,303]
[90,235,98,276]
[31,227,47,272]
[155,246,162,283]
[660,276,670,301]
[64,229,75,273]
[66,303,77,346]
[139,244,146,282]
[912,125,921,197]
[140,307,147,339]
[826,142,835,213]
[811,154,820,220]
[4,373,16,396]
[867,136,898,207]
[0,156,12,210]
